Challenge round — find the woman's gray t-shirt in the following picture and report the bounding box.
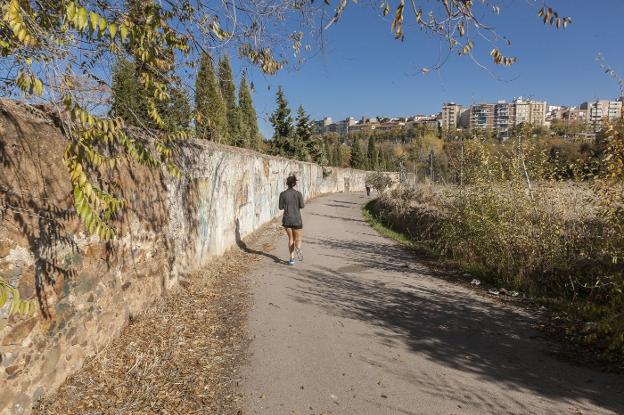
[279,188,304,227]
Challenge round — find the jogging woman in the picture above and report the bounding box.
[279,175,304,265]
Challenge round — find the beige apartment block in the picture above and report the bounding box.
[513,98,547,126]
[441,102,463,130]
[529,101,547,125]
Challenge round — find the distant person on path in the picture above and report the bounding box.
[279,175,304,265]
[365,183,371,196]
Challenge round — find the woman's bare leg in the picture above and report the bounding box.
[293,228,303,261]
[285,227,295,260]
[293,228,302,250]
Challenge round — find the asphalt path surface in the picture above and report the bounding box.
[242,192,624,415]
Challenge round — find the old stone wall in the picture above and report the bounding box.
[0,100,381,414]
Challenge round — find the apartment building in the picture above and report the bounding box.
[315,116,357,135]
[494,101,516,138]
[441,102,463,130]
[469,103,495,131]
[513,98,547,126]
[547,106,585,122]
[530,101,547,126]
[458,109,470,129]
[580,100,622,123]
[314,117,333,134]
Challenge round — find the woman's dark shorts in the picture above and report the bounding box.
[283,224,303,230]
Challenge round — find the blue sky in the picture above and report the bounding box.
[228,1,624,138]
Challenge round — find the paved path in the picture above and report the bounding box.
[241,192,624,415]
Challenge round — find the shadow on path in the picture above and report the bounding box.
[291,231,624,414]
[235,219,288,265]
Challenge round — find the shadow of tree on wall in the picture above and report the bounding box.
[288,238,624,414]
[0,105,79,317]
[0,102,184,317]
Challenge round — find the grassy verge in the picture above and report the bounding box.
[363,197,624,371]
[362,200,417,249]
[362,198,487,280]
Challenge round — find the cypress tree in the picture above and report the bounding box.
[324,140,333,166]
[238,75,260,149]
[333,142,342,167]
[367,136,378,170]
[269,87,295,157]
[313,141,328,166]
[195,52,227,141]
[350,139,365,169]
[218,54,241,145]
[163,85,191,131]
[112,58,190,132]
[112,58,150,128]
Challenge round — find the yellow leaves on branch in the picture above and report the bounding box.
[2,0,37,47]
[390,0,405,41]
[209,19,231,41]
[459,40,474,56]
[0,278,37,316]
[239,45,283,75]
[16,71,43,96]
[65,1,128,41]
[490,48,516,66]
[538,7,572,29]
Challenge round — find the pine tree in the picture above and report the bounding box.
[195,52,228,141]
[218,54,241,145]
[238,75,260,149]
[367,136,378,170]
[269,87,295,157]
[350,139,365,169]
[295,105,315,161]
[294,107,326,165]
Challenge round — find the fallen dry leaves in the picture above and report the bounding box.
[34,222,284,415]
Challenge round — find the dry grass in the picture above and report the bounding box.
[369,182,624,365]
[34,222,283,415]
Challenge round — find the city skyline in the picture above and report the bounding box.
[234,2,624,138]
[306,95,622,125]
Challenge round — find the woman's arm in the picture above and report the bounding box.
[279,192,284,210]
[298,192,304,209]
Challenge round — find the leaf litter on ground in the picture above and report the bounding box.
[34,222,284,415]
